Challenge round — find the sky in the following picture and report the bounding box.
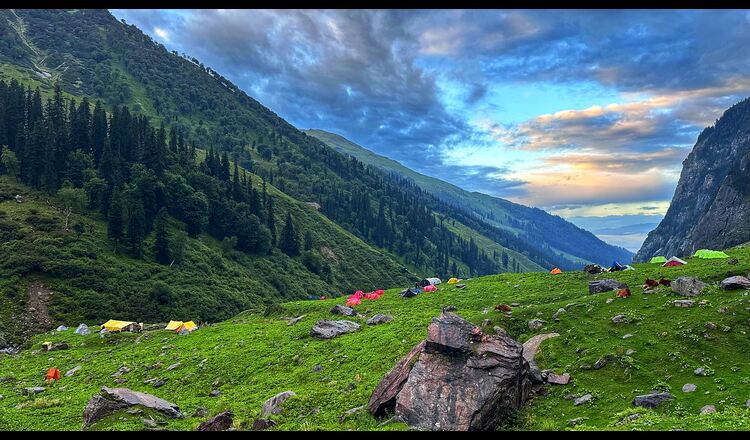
[111,9,750,252]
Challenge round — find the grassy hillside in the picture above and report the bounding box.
[2,243,750,430]
[0,173,414,346]
[306,129,633,268]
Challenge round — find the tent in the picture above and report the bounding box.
[400,288,419,298]
[549,268,562,275]
[165,321,184,331]
[649,256,668,264]
[102,320,138,332]
[423,284,437,292]
[75,323,90,335]
[176,321,197,333]
[610,261,625,272]
[45,367,61,383]
[420,277,442,287]
[447,278,460,284]
[693,249,730,259]
[662,256,687,267]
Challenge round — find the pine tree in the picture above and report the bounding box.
[125,197,146,257]
[266,196,277,246]
[107,191,125,253]
[303,230,314,251]
[279,212,300,256]
[154,207,170,264]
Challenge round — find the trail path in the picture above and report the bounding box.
[522,332,559,361]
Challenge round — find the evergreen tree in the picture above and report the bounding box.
[303,230,314,251]
[154,207,170,264]
[125,197,147,257]
[279,212,300,257]
[107,191,125,253]
[266,196,277,246]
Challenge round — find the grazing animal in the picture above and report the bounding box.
[616,288,631,298]
[643,279,659,289]
[658,278,672,286]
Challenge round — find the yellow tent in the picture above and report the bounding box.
[102,319,136,332]
[177,321,198,333]
[447,277,460,284]
[165,320,183,331]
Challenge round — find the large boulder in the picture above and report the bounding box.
[197,411,233,431]
[369,312,532,431]
[720,276,750,290]
[367,314,393,326]
[261,391,296,417]
[82,387,183,429]
[310,320,360,339]
[330,304,356,316]
[588,279,628,294]
[633,392,674,408]
[671,277,707,296]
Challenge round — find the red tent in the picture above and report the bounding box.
[46,367,61,383]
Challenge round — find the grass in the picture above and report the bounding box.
[2,243,750,430]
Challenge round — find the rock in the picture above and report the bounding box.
[65,366,82,377]
[142,418,158,428]
[251,418,277,431]
[527,359,544,384]
[694,367,708,376]
[370,312,532,430]
[589,279,628,294]
[166,362,180,371]
[56,325,68,331]
[633,392,673,408]
[82,387,183,428]
[593,355,615,370]
[112,366,131,377]
[368,340,426,416]
[510,303,520,307]
[728,258,738,265]
[568,417,584,426]
[545,372,570,385]
[339,405,365,423]
[528,319,546,330]
[21,387,45,396]
[700,405,717,414]
[682,383,697,393]
[720,276,750,290]
[330,304,356,316]
[44,342,69,351]
[611,314,628,324]
[625,349,636,355]
[583,264,603,274]
[209,390,221,397]
[192,407,208,417]
[455,284,466,289]
[746,399,750,408]
[673,299,695,308]
[605,298,614,304]
[705,322,718,330]
[442,305,458,312]
[366,314,393,326]
[261,391,296,417]
[197,411,234,431]
[312,364,323,373]
[551,308,566,321]
[310,320,360,339]
[574,394,593,406]
[144,378,166,388]
[671,277,707,296]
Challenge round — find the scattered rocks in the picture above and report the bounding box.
[112,366,131,378]
[369,312,533,430]
[285,315,306,326]
[330,305,356,316]
[574,394,593,406]
[56,325,68,331]
[583,264,603,275]
[43,342,69,351]
[593,354,615,370]
[589,279,628,294]
[209,390,221,397]
[705,322,718,330]
[694,367,708,376]
[197,411,233,431]
[528,319,546,330]
[728,258,738,265]
[611,314,628,324]
[366,314,393,326]
[192,407,208,417]
[700,405,717,415]
[142,418,158,428]
[670,277,707,296]
[442,305,458,312]
[720,276,750,290]
[65,366,82,377]
[166,362,180,371]
[551,308,566,321]
[21,387,45,396]
[339,405,365,423]
[261,391,296,417]
[682,383,697,393]
[633,392,673,408]
[568,417,584,427]
[312,364,323,373]
[544,372,570,385]
[673,299,695,308]
[251,418,277,431]
[82,387,183,429]
[310,320,360,339]
[622,334,633,339]
[144,378,166,388]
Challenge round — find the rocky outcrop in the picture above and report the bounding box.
[368,312,532,431]
[720,275,750,290]
[310,320,360,339]
[330,305,356,316]
[197,411,233,431]
[671,277,707,296]
[82,387,183,429]
[589,279,628,294]
[367,314,393,325]
[261,391,296,417]
[633,392,674,408]
[636,98,750,261]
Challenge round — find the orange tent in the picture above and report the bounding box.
[550,268,562,275]
[46,367,61,383]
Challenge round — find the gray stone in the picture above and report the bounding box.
[82,387,183,428]
[544,372,570,385]
[568,417,584,426]
[671,277,707,296]
[310,320,360,339]
[528,319,546,330]
[682,383,697,393]
[166,362,180,371]
[551,308,566,321]
[144,378,166,388]
[633,392,673,408]
[366,314,393,326]
[605,298,614,304]
[330,304,356,316]
[251,418,277,431]
[209,390,221,397]
[197,411,234,431]
[728,258,738,265]
[622,334,634,339]
[612,314,628,324]
[593,354,615,370]
[700,405,716,415]
[673,299,695,308]
[574,394,593,406]
[705,322,718,330]
[589,279,628,294]
[65,366,82,377]
[720,276,750,290]
[261,391,296,417]
[694,367,708,376]
[625,349,636,355]
[21,387,45,396]
[442,305,458,312]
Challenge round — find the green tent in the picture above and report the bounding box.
[649,256,668,264]
[693,249,730,259]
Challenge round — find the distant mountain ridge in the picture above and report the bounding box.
[635,97,750,261]
[306,129,634,267]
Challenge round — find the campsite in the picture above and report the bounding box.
[2,244,750,430]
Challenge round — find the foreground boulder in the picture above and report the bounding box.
[368,312,532,431]
[671,277,707,296]
[82,387,183,429]
[720,276,750,290]
[310,320,360,339]
[330,304,356,316]
[197,411,233,431]
[589,279,628,294]
[366,314,393,326]
[261,391,296,417]
[633,392,674,408]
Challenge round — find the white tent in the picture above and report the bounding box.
[662,256,688,267]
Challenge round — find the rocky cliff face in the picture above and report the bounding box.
[635,98,750,261]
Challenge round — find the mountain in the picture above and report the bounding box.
[306,129,634,266]
[635,97,750,261]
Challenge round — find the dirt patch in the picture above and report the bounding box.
[522,333,559,362]
[20,281,54,336]
[319,245,339,264]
